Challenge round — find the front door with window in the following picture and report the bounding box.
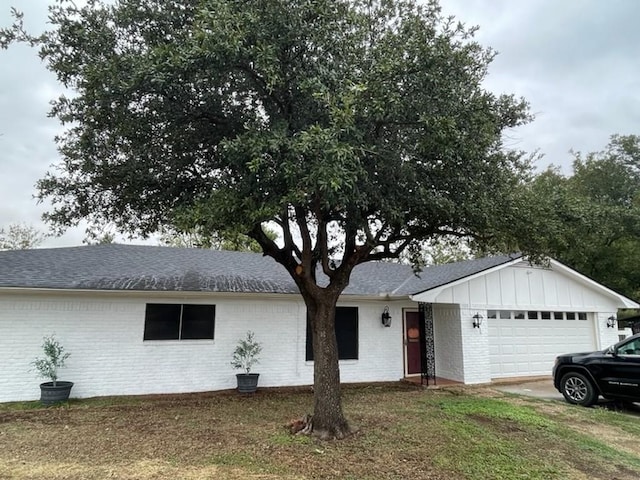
[404,311,421,376]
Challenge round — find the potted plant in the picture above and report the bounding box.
[231,331,262,393]
[32,334,73,405]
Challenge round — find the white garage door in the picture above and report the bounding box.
[489,310,596,378]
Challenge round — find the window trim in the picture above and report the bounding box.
[305,306,359,361]
[143,303,216,341]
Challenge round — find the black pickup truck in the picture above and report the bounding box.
[553,333,640,406]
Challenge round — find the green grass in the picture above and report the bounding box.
[429,395,640,479]
[0,384,638,480]
[0,399,49,411]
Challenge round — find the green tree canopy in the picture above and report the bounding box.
[531,135,640,300]
[3,0,548,438]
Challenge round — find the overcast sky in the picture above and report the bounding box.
[1,0,639,247]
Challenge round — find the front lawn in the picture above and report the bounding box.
[1,383,639,479]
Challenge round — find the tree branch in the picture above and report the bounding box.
[280,207,302,260]
[294,205,315,279]
[317,216,333,278]
[233,64,287,116]
[248,223,288,265]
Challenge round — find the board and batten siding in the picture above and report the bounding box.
[0,292,405,403]
[413,260,626,384]
[438,262,622,370]
[430,262,623,313]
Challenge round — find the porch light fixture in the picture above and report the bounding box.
[381,306,392,327]
[473,313,483,329]
[606,316,616,329]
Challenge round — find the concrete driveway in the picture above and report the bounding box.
[494,377,640,417]
[494,378,563,401]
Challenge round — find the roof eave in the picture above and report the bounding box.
[548,259,640,309]
[409,256,524,303]
[0,286,413,303]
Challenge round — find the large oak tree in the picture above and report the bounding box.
[3,0,547,438]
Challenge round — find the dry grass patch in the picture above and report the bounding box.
[0,384,639,480]
[496,393,640,458]
[0,459,292,480]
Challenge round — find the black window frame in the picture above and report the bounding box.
[306,306,358,361]
[143,303,216,341]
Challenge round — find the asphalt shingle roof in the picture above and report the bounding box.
[0,244,521,297]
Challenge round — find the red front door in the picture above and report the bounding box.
[405,311,421,375]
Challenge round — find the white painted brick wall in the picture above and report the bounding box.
[433,304,464,382]
[329,301,405,384]
[432,304,491,384]
[459,306,491,384]
[595,311,621,349]
[0,292,406,402]
[3,288,619,403]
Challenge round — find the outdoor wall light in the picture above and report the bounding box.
[473,313,483,329]
[606,316,617,329]
[381,306,392,327]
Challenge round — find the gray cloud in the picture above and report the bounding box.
[1,1,638,247]
[444,0,640,171]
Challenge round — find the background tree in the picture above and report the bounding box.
[531,135,640,300]
[3,0,550,438]
[0,223,47,250]
[83,231,117,244]
[82,224,118,245]
[159,225,277,252]
[393,236,473,268]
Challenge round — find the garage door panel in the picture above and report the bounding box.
[500,344,515,354]
[489,315,595,378]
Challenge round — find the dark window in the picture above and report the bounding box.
[541,311,551,320]
[144,304,215,341]
[306,307,358,361]
[144,304,181,340]
[554,312,563,320]
[578,312,587,321]
[182,305,216,339]
[566,312,576,320]
[527,311,539,320]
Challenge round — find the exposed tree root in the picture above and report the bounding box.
[288,414,313,435]
[287,414,354,440]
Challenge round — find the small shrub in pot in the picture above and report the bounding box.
[32,334,73,404]
[231,331,262,393]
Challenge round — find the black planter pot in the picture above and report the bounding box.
[39,381,74,405]
[236,373,260,393]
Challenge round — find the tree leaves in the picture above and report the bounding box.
[531,135,640,299]
[4,0,540,280]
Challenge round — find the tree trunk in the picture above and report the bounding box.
[306,295,352,439]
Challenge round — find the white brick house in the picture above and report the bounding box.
[0,244,636,402]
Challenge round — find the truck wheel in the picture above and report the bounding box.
[560,372,597,406]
